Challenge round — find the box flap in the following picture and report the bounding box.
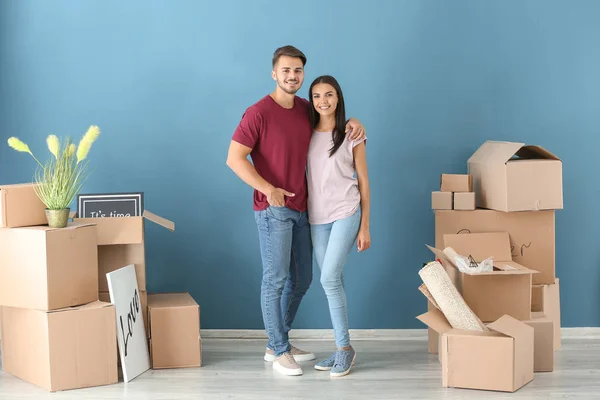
[443,232,512,261]
[487,315,532,339]
[143,210,175,231]
[416,309,453,335]
[515,145,561,161]
[467,141,525,165]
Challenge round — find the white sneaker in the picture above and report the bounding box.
[264,345,316,362]
[273,352,303,376]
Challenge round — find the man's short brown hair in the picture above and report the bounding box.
[272,45,307,68]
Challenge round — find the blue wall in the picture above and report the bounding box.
[1,1,599,328]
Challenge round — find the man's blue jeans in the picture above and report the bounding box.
[254,206,313,357]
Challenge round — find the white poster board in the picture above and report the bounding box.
[106,264,150,382]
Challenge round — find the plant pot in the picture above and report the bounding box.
[45,208,70,228]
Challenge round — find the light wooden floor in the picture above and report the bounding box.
[1,337,600,399]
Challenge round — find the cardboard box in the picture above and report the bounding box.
[0,223,99,311]
[429,232,537,322]
[440,174,472,192]
[148,293,201,369]
[532,278,561,350]
[0,183,47,228]
[467,141,563,211]
[432,191,452,210]
[73,210,175,291]
[435,210,555,285]
[418,308,534,392]
[453,192,475,210]
[523,312,554,372]
[99,290,148,337]
[0,301,118,392]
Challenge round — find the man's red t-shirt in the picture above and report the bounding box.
[232,95,312,212]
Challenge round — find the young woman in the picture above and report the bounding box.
[306,75,371,377]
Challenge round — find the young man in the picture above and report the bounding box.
[226,45,365,376]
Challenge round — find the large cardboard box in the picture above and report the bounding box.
[467,141,562,212]
[73,210,174,291]
[148,293,201,369]
[532,278,561,350]
[435,210,555,285]
[0,301,118,392]
[0,183,47,228]
[418,308,534,392]
[523,312,554,372]
[0,223,99,311]
[428,232,537,322]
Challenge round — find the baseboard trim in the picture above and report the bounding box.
[200,328,600,340]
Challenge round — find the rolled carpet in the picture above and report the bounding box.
[419,261,488,331]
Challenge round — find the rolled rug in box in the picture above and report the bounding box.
[419,261,488,331]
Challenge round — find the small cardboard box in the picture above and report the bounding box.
[73,210,175,292]
[532,278,561,350]
[0,223,99,311]
[453,192,475,210]
[0,301,118,392]
[417,308,534,392]
[432,191,452,210]
[148,293,201,369]
[435,209,555,285]
[467,141,562,211]
[440,174,472,192]
[428,232,537,322]
[523,312,554,372]
[0,183,47,228]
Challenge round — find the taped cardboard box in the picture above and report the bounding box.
[0,301,118,392]
[0,183,47,228]
[73,210,175,292]
[0,223,98,311]
[467,140,562,212]
[148,293,201,369]
[417,308,534,392]
[435,209,555,285]
[428,232,537,323]
[532,278,561,350]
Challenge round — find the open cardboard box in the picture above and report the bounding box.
[427,232,538,323]
[417,308,534,392]
[71,210,175,292]
[467,140,562,212]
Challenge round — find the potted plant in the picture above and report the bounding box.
[7,125,100,228]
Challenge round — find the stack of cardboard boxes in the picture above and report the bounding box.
[421,140,563,392]
[0,183,118,392]
[0,183,202,392]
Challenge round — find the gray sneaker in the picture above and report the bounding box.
[314,349,356,372]
[330,347,356,377]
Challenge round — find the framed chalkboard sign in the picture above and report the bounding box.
[77,192,144,218]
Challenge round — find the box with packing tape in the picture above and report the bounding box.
[417,261,534,392]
